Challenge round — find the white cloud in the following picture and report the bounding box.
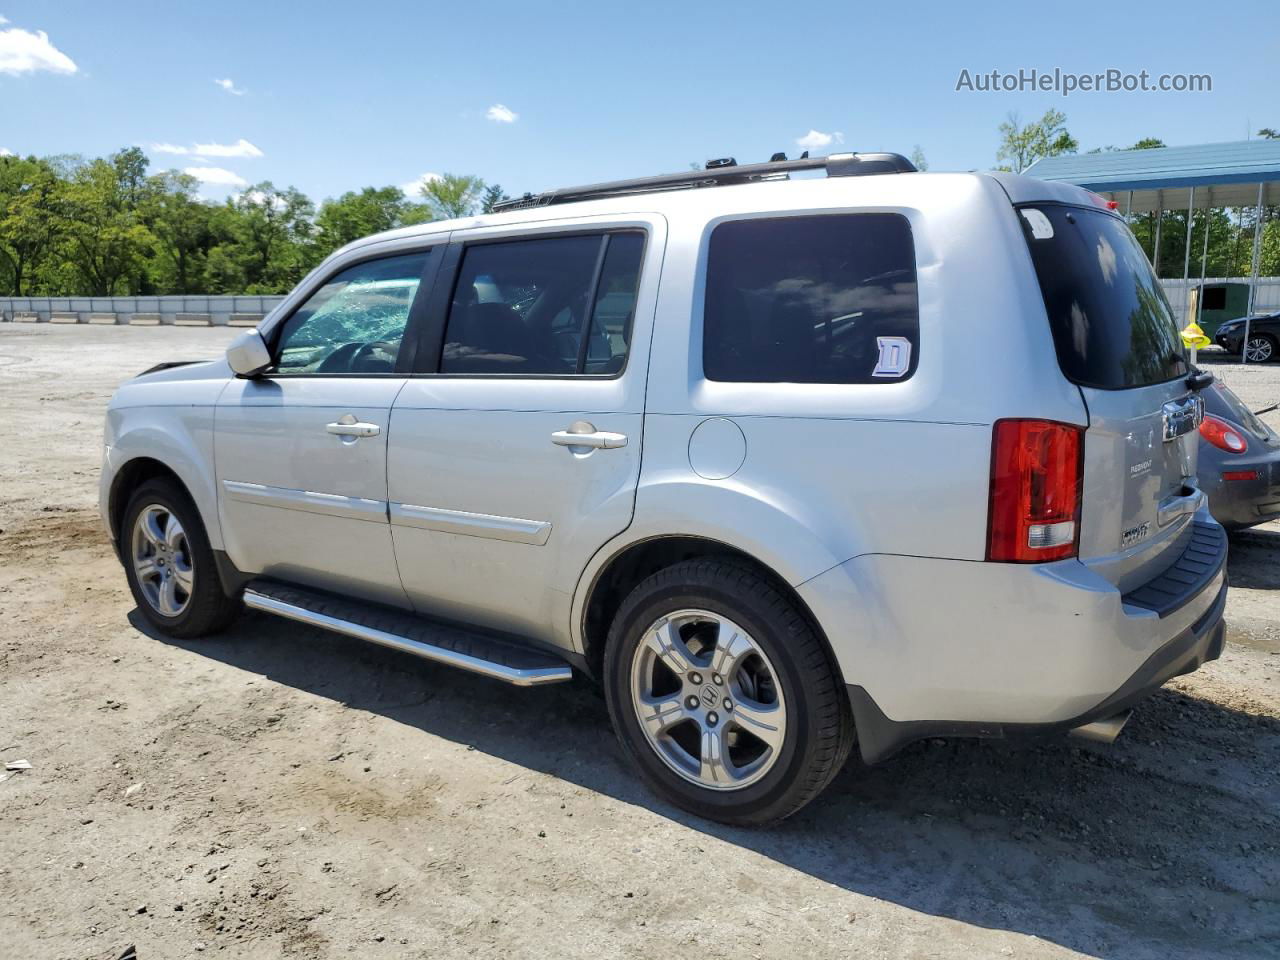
[0,16,8,25]
[485,104,518,124]
[183,166,248,188]
[0,147,14,157]
[194,138,262,158]
[400,171,441,198]
[214,77,245,95]
[150,138,262,159]
[795,129,844,150]
[0,23,78,75]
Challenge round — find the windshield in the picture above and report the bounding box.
[1019,205,1188,389]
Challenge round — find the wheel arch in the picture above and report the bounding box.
[575,533,846,689]
[108,457,197,545]
[105,403,223,552]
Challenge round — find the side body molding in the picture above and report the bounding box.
[389,503,552,546]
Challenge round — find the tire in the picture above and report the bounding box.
[603,558,853,825]
[120,478,239,638]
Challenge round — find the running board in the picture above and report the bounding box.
[242,581,573,687]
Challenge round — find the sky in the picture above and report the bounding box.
[1,0,1278,203]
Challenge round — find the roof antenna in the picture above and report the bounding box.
[799,151,809,160]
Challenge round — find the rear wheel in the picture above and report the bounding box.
[122,478,239,638]
[1244,334,1276,363]
[603,559,853,825]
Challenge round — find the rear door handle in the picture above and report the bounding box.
[551,421,628,450]
[326,414,380,439]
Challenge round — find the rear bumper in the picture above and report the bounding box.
[1202,454,1280,529]
[798,510,1228,762]
[846,580,1225,762]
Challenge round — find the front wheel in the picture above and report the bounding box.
[121,478,240,639]
[603,559,853,825]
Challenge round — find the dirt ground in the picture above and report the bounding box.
[1,323,1277,960]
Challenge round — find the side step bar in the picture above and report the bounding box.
[243,581,573,687]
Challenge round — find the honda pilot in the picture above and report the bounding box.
[100,153,1227,824]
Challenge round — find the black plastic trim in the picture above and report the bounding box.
[137,360,203,378]
[847,578,1227,764]
[1121,521,1227,618]
[212,549,253,599]
[493,152,916,211]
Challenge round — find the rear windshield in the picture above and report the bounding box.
[1019,204,1188,389]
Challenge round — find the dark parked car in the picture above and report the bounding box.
[1198,381,1280,529]
[1214,312,1280,362]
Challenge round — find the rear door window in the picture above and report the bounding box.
[441,231,645,376]
[1019,204,1188,389]
[703,213,919,384]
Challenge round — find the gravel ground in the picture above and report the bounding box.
[1,325,1277,960]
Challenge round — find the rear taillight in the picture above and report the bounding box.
[1199,415,1248,454]
[987,419,1083,563]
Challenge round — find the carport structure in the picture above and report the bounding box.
[1025,139,1280,361]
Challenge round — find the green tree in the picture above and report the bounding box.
[480,183,510,213]
[1130,137,1166,150]
[909,146,929,172]
[1258,128,1278,139]
[144,171,211,294]
[420,173,485,220]
[228,182,316,293]
[315,186,427,253]
[57,151,157,295]
[995,109,1078,173]
[0,156,64,295]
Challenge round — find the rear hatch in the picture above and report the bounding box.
[1018,202,1203,592]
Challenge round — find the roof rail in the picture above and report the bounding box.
[492,152,917,212]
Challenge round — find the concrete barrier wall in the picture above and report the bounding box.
[3,283,1276,328]
[0,295,286,326]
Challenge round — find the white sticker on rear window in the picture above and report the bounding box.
[1020,208,1054,239]
[871,336,912,378]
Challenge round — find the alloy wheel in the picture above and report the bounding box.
[131,504,194,617]
[1245,336,1274,363]
[629,609,787,790]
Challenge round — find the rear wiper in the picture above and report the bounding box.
[1185,367,1214,392]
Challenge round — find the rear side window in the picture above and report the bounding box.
[1019,205,1188,389]
[703,214,919,384]
[441,231,644,376]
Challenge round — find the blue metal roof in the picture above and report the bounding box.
[1023,139,1280,192]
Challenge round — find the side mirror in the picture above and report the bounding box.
[226,330,272,378]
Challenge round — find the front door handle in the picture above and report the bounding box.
[551,421,628,450]
[326,414,381,439]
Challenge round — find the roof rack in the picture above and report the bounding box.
[491,152,917,212]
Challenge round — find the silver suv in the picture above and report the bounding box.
[100,153,1228,824]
